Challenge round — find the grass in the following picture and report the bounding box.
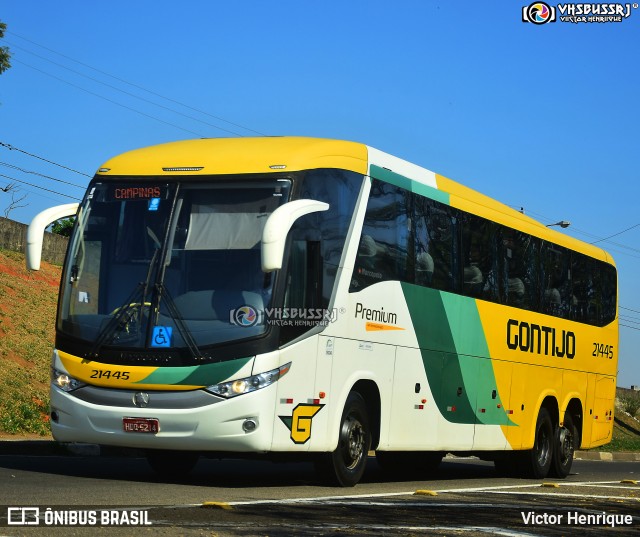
[0,247,638,451]
[606,412,640,452]
[0,248,61,436]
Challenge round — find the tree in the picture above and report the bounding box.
[51,217,75,237]
[0,20,11,75]
[1,183,27,218]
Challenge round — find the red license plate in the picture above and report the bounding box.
[123,417,160,434]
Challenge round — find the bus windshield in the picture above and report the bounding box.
[58,178,291,352]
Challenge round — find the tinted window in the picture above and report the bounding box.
[501,228,539,310]
[350,180,412,291]
[540,243,572,317]
[349,178,616,327]
[415,197,457,293]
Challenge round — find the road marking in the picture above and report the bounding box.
[570,483,640,490]
[203,480,640,508]
[414,490,438,496]
[463,490,640,503]
[201,502,233,510]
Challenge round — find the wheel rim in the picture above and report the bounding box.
[340,415,366,470]
[536,424,551,468]
[558,426,574,465]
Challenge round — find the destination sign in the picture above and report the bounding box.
[111,186,163,200]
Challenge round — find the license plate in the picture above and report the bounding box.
[123,417,160,434]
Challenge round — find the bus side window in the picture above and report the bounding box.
[600,263,617,326]
[571,253,596,324]
[413,196,432,287]
[501,228,538,310]
[421,201,457,293]
[461,215,499,301]
[350,180,411,291]
[541,243,571,318]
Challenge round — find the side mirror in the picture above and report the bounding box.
[261,199,329,272]
[26,203,80,271]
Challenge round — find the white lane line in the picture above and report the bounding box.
[223,483,559,506]
[569,484,640,490]
[463,489,640,503]
[200,480,638,507]
[226,491,414,506]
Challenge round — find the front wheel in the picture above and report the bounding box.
[550,413,577,478]
[316,392,371,487]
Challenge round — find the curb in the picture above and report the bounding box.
[0,440,638,461]
[574,450,640,462]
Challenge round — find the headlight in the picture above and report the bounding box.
[51,368,86,392]
[206,363,291,398]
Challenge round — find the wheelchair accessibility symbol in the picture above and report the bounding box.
[151,326,173,348]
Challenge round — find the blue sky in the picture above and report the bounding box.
[1,1,639,384]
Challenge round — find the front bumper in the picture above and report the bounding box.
[49,383,277,452]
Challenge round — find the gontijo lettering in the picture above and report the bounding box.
[507,319,575,358]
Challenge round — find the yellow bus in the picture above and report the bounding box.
[27,137,618,486]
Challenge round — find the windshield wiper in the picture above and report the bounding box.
[154,283,204,360]
[85,282,147,360]
[85,247,160,360]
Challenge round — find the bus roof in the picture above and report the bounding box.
[96,136,613,265]
[97,137,369,177]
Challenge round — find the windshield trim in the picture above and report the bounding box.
[57,176,293,363]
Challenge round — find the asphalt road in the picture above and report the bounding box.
[0,453,638,536]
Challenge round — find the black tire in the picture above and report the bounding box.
[550,413,577,478]
[377,451,443,477]
[519,407,553,479]
[316,392,371,487]
[146,450,199,479]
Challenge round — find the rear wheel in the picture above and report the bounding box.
[519,407,553,479]
[316,392,370,487]
[146,450,199,479]
[550,413,577,478]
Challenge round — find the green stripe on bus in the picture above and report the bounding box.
[401,283,512,426]
[136,356,252,387]
[440,293,513,426]
[370,165,449,205]
[401,283,475,423]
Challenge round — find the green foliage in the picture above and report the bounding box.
[619,390,640,418]
[51,217,75,237]
[0,393,51,436]
[0,21,11,75]
[607,435,640,452]
[0,249,59,436]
